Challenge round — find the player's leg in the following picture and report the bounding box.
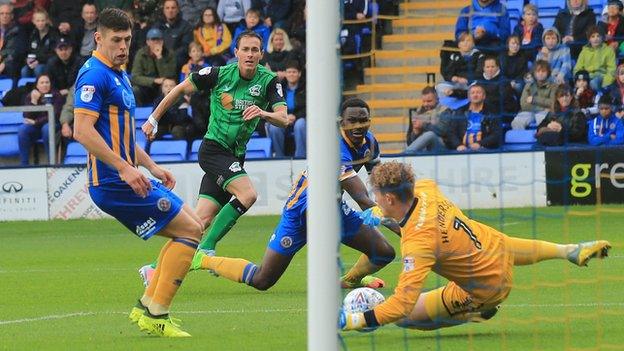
[395,282,499,331]
[505,235,611,267]
[195,173,238,253]
[198,174,257,253]
[339,202,396,288]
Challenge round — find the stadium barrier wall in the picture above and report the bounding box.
[0,151,547,221]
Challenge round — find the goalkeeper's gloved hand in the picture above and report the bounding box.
[339,310,368,331]
[359,206,383,227]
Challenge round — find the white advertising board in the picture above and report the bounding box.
[0,168,49,220]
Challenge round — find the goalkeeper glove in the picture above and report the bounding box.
[359,206,383,227]
[339,310,367,331]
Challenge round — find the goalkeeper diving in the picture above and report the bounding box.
[341,161,612,332]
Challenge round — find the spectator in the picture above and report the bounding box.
[266,61,305,157]
[436,32,484,108]
[536,84,587,145]
[500,35,529,95]
[588,94,624,145]
[263,28,292,80]
[536,28,572,85]
[0,4,27,79]
[479,55,519,120]
[573,70,596,111]
[511,60,557,130]
[253,0,292,29]
[48,0,83,39]
[598,0,624,51]
[153,0,194,69]
[17,73,63,165]
[180,0,217,26]
[444,83,502,151]
[59,84,75,144]
[75,3,98,63]
[230,8,270,54]
[512,4,543,60]
[554,0,596,59]
[45,37,78,98]
[134,0,162,26]
[131,28,177,106]
[454,0,510,53]
[180,41,210,82]
[21,9,59,78]
[193,6,231,66]
[343,0,367,21]
[152,78,192,140]
[574,26,616,91]
[287,1,305,50]
[404,86,448,153]
[94,0,132,11]
[13,0,49,26]
[601,63,624,116]
[218,0,252,35]
[126,9,147,72]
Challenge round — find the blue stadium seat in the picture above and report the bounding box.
[0,133,19,156]
[0,78,13,97]
[135,131,148,151]
[17,77,36,87]
[0,111,24,133]
[149,140,187,162]
[246,137,271,159]
[540,15,556,29]
[64,142,88,164]
[504,129,537,150]
[135,107,152,125]
[504,0,525,13]
[189,139,202,161]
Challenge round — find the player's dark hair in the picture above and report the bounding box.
[341,98,370,116]
[235,30,264,50]
[97,8,132,32]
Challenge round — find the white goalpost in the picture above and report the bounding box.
[306,1,342,350]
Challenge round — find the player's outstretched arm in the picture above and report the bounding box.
[74,113,152,197]
[142,79,196,140]
[135,145,176,190]
[243,104,288,127]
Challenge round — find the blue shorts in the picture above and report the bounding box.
[89,179,184,240]
[268,201,364,256]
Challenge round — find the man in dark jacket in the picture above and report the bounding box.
[0,3,26,79]
[49,0,83,39]
[445,83,502,151]
[455,0,510,52]
[73,3,98,63]
[554,0,596,59]
[131,28,177,106]
[46,37,79,98]
[253,0,292,29]
[153,0,194,69]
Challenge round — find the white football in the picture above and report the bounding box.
[343,287,385,313]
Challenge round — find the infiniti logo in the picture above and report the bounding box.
[2,181,23,193]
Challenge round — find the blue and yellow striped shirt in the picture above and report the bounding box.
[74,51,137,187]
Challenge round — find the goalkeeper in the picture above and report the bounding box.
[342,161,611,332]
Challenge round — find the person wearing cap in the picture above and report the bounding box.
[46,37,79,98]
[574,25,617,91]
[588,94,624,146]
[574,69,596,110]
[598,0,624,50]
[536,28,572,85]
[130,27,177,106]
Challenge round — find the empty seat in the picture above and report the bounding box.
[504,129,537,150]
[0,78,13,97]
[245,137,271,159]
[135,107,152,124]
[17,77,36,87]
[0,111,23,133]
[64,142,88,164]
[149,140,187,162]
[189,139,202,161]
[0,133,19,156]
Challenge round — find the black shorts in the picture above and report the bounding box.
[198,139,246,207]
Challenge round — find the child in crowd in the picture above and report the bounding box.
[437,32,484,108]
[602,63,624,118]
[588,94,624,146]
[511,60,557,129]
[573,70,596,110]
[599,0,624,51]
[500,35,529,94]
[574,25,616,90]
[536,28,572,85]
[152,78,192,140]
[230,8,271,55]
[513,4,544,60]
[180,41,210,82]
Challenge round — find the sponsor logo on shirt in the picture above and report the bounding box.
[80,85,95,102]
[122,90,134,109]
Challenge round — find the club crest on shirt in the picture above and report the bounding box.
[249,84,261,97]
[157,197,171,212]
[280,236,293,248]
[80,85,95,102]
[403,256,415,272]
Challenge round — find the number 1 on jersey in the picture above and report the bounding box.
[453,217,483,249]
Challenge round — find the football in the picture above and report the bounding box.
[343,287,385,314]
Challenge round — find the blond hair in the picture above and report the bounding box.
[267,28,293,53]
[369,162,415,202]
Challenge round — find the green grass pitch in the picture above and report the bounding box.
[0,206,622,350]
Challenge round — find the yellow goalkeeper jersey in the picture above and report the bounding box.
[373,179,512,325]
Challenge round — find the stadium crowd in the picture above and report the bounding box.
[406,0,624,153]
